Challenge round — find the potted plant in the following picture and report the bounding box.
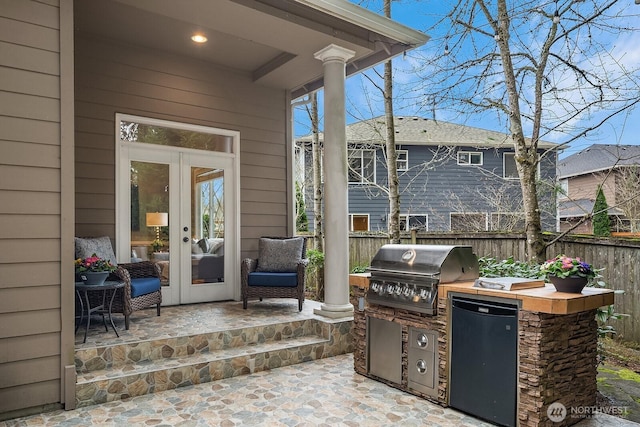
[540,254,597,293]
[75,253,116,285]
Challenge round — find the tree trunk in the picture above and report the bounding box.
[384,0,400,244]
[494,0,546,262]
[311,92,323,253]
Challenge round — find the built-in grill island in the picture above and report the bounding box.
[367,244,479,315]
[350,243,616,427]
[365,244,478,399]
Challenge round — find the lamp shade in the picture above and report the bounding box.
[146,212,168,227]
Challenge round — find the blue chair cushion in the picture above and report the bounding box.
[130,277,161,298]
[248,272,298,288]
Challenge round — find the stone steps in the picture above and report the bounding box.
[74,318,353,408]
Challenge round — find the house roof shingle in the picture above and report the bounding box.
[558,144,640,178]
[297,115,557,148]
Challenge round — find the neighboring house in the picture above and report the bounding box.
[557,144,640,234]
[296,116,558,233]
[0,0,426,417]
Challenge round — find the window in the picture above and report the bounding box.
[399,214,428,231]
[458,151,483,166]
[450,213,488,231]
[503,152,519,179]
[349,214,369,232]
[490,213,525,231]
[397,150,408,171]
[348,149,376,183]
[559,179,568,199]
[504,152,541,179]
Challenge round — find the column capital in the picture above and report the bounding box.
[314,44,355,63]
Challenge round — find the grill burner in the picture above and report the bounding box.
[367,244,479,315]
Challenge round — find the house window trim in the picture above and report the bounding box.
[458,151,483,166]
[449,212,489,231]
[398,213,428,232]
[348,148,376,184]
[490,212,526,231]
[349,213,370,232]
[559,179,569,199]
[503,152,540,179]
[396,149,409,171]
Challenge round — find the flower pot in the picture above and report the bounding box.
[81,271,109,286]
[549,275,587,293]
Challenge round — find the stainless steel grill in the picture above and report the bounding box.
[367,244,479,315]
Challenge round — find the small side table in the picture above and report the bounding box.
[75,280,124,343]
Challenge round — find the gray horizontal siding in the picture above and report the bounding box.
[301,144,557,232]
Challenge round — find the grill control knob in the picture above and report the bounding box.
[416,333,429,348]
[416,359,427,374]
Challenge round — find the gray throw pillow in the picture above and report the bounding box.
[256,237,304,272]
[75,236,118,266]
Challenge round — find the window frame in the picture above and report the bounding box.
[490,212,525,231]
[449,212,488,231]
[398,213,428,232]
[348,148,376,184]
[396,149,409,171]
[457,151,483,166]
[349,213,370,232]
[503,152,540,179]
[559,179,569,199]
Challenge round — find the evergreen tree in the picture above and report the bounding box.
[593,186,611,237]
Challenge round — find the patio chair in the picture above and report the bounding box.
[75,236,162,329]
[241,236,308,311]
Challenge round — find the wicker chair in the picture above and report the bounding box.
[111,261,162,329]
[241,236,308,311]
[75,237,162,330]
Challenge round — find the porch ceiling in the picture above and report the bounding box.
[74,0,428,99]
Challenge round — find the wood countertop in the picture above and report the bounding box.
[349,273,615,315]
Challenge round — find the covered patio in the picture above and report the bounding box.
[1,0,428,418]
[5,300,633,426]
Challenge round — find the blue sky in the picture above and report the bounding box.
[294,1,640,159]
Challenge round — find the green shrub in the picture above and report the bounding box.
[478,256,542,279]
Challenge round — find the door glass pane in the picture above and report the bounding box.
[121,120,233,153]
[130,161,170,285]
[191,167,224,284]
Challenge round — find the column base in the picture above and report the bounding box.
[314,303,354,319]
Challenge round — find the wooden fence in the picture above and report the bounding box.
[307,232,640,342]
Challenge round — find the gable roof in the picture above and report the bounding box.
[558,144,640,179]
[297,116,557,148]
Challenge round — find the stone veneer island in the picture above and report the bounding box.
[349,273,615,427]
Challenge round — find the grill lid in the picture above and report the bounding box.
[369,244,479,284]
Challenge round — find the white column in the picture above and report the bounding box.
[313,44,355,319]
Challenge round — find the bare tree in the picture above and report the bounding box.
[414,0,640,261]
[614,165,640,232]
[309,92,324,252]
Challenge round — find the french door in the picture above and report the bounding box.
[116,114,239,305]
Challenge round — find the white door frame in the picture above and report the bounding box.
[115,113,241,305]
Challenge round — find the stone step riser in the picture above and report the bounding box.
[75,340,330,408]
[75,319,323,373]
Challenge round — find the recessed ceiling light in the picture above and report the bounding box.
[191,34,207,43]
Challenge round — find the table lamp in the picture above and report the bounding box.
[146,212,168,251]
